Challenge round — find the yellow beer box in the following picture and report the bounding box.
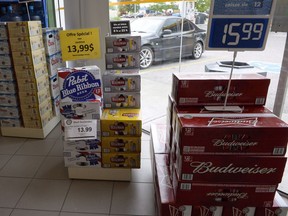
[12,48,45,66]
[101,109,142,137]
[0,67,15,81]
[14,62,48,80]
[21,99,52,118]
[101,136,141,153]
[0,40,11,54]
[0,54,13,66]
[23,109,53,128]
[9,35,44,52]
[18,87,51,105]
[17,73,49,92]
[102,153,140,168]
[7,21,42,37]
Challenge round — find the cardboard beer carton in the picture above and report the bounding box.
[23,109,53,128]
[105,36,141,53]
[0,67,15,81]
[171,73,270,106]
[101,109,142,137]
[0,54,13,66]
[103,92,141,109]
[102,72,141,92]
[0,40,10,54]
[7,21,42,37]
[21,99,52,118]
[17,73,49,92]
[63,138,101,152]
[0,81,17,94]
[18,87,51,105]
[9,35,44,52]
[49,74,60,98]
[102,152,140,168]
[42,28,57,56]
[63,151,101,168]
[46,51,63,76]
[0,23,8,39]
[14,63,48,80]
[101,136,141,153]
[58,65,102,102]
[106,53,140,70]
[11,48,45,66]
[0,94,19,106]
[0,118,22,127]
[52,95,60,116]
[174,112,288,156]
[0,106,21,118]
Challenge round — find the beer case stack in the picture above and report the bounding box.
[42,27,64,117]
[152,73,288,216]
[58,65,103,168]
[0,22,22,127]
[101,35,142,168]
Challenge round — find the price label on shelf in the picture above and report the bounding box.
[206,0,277,51]
[64,119,97,141]
[60,28,101,61]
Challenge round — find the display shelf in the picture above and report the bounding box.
[68,167,131,181]
[0,115,60,139]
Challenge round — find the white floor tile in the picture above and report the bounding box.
[131,158,153,183]
[0,208,13,216]
[141,140,151,159]
[60,212,108,216]
[11,209,59,216]
[46,123,62,139]
[0,138,25,155]
[35,156,69,180]
[0,155,45,178]
[0,155,11,170]
[48,137,64,157]
[16,179,71,211]
[62,180,113,214]
[15,139,56,156]
[110,182,155,216]
[0,177,30,208]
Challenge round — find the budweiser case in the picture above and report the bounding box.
[58,65,102,102]
[106,53,140,70]
[175,112,288,156]
[172,73,270,106]
[101,109,142,137]
[105,36,141,53]
[102,72,141,92]
[103,92,141,109]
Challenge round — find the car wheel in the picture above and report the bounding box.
[140,46,154,69]
[191,42,203,59]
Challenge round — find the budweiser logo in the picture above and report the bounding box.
[212,139,258,150]
[111,80,125,86]
[111,97,126,102]
[208,117,258,127]
[207,192,248,199]
[110,140,125,147]
[122,113,138,117]
[113,57,126,63]
[204,91,243,98]
[113,41,127,46]
[110,125,125,130]
[111,156,126,163]
[190,162,277,174]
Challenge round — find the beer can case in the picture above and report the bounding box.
[0,94,19,106]
[0,81,17,94]
[18,87,51,105]
[101,109,142,137]
[0,67,15,81]
[63,139,101,152]
[14,63,48,80]
[0,106,21,118]
[102,73,141,92]
[11,48,46,66]
[106,53,140,70]
[175,112,288,156]
[58,65,102,102]
[63,151,102,168]
[172,73,270,106]
[101,136,141,153]
[21,99,52,118]
[0,40,10,54]
[0,54,13,67]
[42,27,57,56]
[103,92,141,109]
[105,36,141,53]
[102,153,141,168]
[60,101,102,120]
[0,118,22,127]
[7,21,42,37]
[9,35,44,52]
[17,74,49,92]
[49,74,60,99]
[0,23,8,39]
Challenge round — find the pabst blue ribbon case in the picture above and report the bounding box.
[172,73,270,106]
[58,66,102,102]
[175,113,288,156]
[63,151,101,167]
[63,138,101,152]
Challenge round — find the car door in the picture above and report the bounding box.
[179,19,196,57]
[160,18,182,60]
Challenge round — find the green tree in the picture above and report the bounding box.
[195,0,210,12]
[147,2,178,14]
[118,0,140,16]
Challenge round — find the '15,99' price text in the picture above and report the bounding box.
[67,43,94,53]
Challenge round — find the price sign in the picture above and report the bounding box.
[206,0,277,51]
[60,28,101,61]
[64,119,97,141]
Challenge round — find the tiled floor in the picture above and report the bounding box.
[0,123,156,216]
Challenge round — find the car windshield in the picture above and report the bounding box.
[131,18,164,33]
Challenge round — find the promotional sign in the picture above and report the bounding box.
[60,28,101,61]
[64,119,97,141]
[206,0,277,51]
[110,21,131,35]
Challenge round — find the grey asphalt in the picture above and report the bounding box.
[140,31,288,132]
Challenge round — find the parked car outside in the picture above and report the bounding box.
[130,16,206,69]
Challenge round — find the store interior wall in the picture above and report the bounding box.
[63,0,109,72]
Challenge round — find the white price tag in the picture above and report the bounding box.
[64,119,97,141]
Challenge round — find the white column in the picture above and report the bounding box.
[63,0,109,72]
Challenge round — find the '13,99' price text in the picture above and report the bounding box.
[67,43,94,53]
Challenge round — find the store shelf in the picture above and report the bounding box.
[0,115,60,139]
[68,167,131,181]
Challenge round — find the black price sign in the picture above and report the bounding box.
[110,21,131,35]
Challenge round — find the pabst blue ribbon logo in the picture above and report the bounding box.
[60,70,101,101]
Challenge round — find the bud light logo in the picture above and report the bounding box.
[60,70,101,101]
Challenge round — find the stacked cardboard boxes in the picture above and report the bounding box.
[0,23,22,127]
[58,65,103,168]
[101,36,142,168]
[152,73,288,215]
